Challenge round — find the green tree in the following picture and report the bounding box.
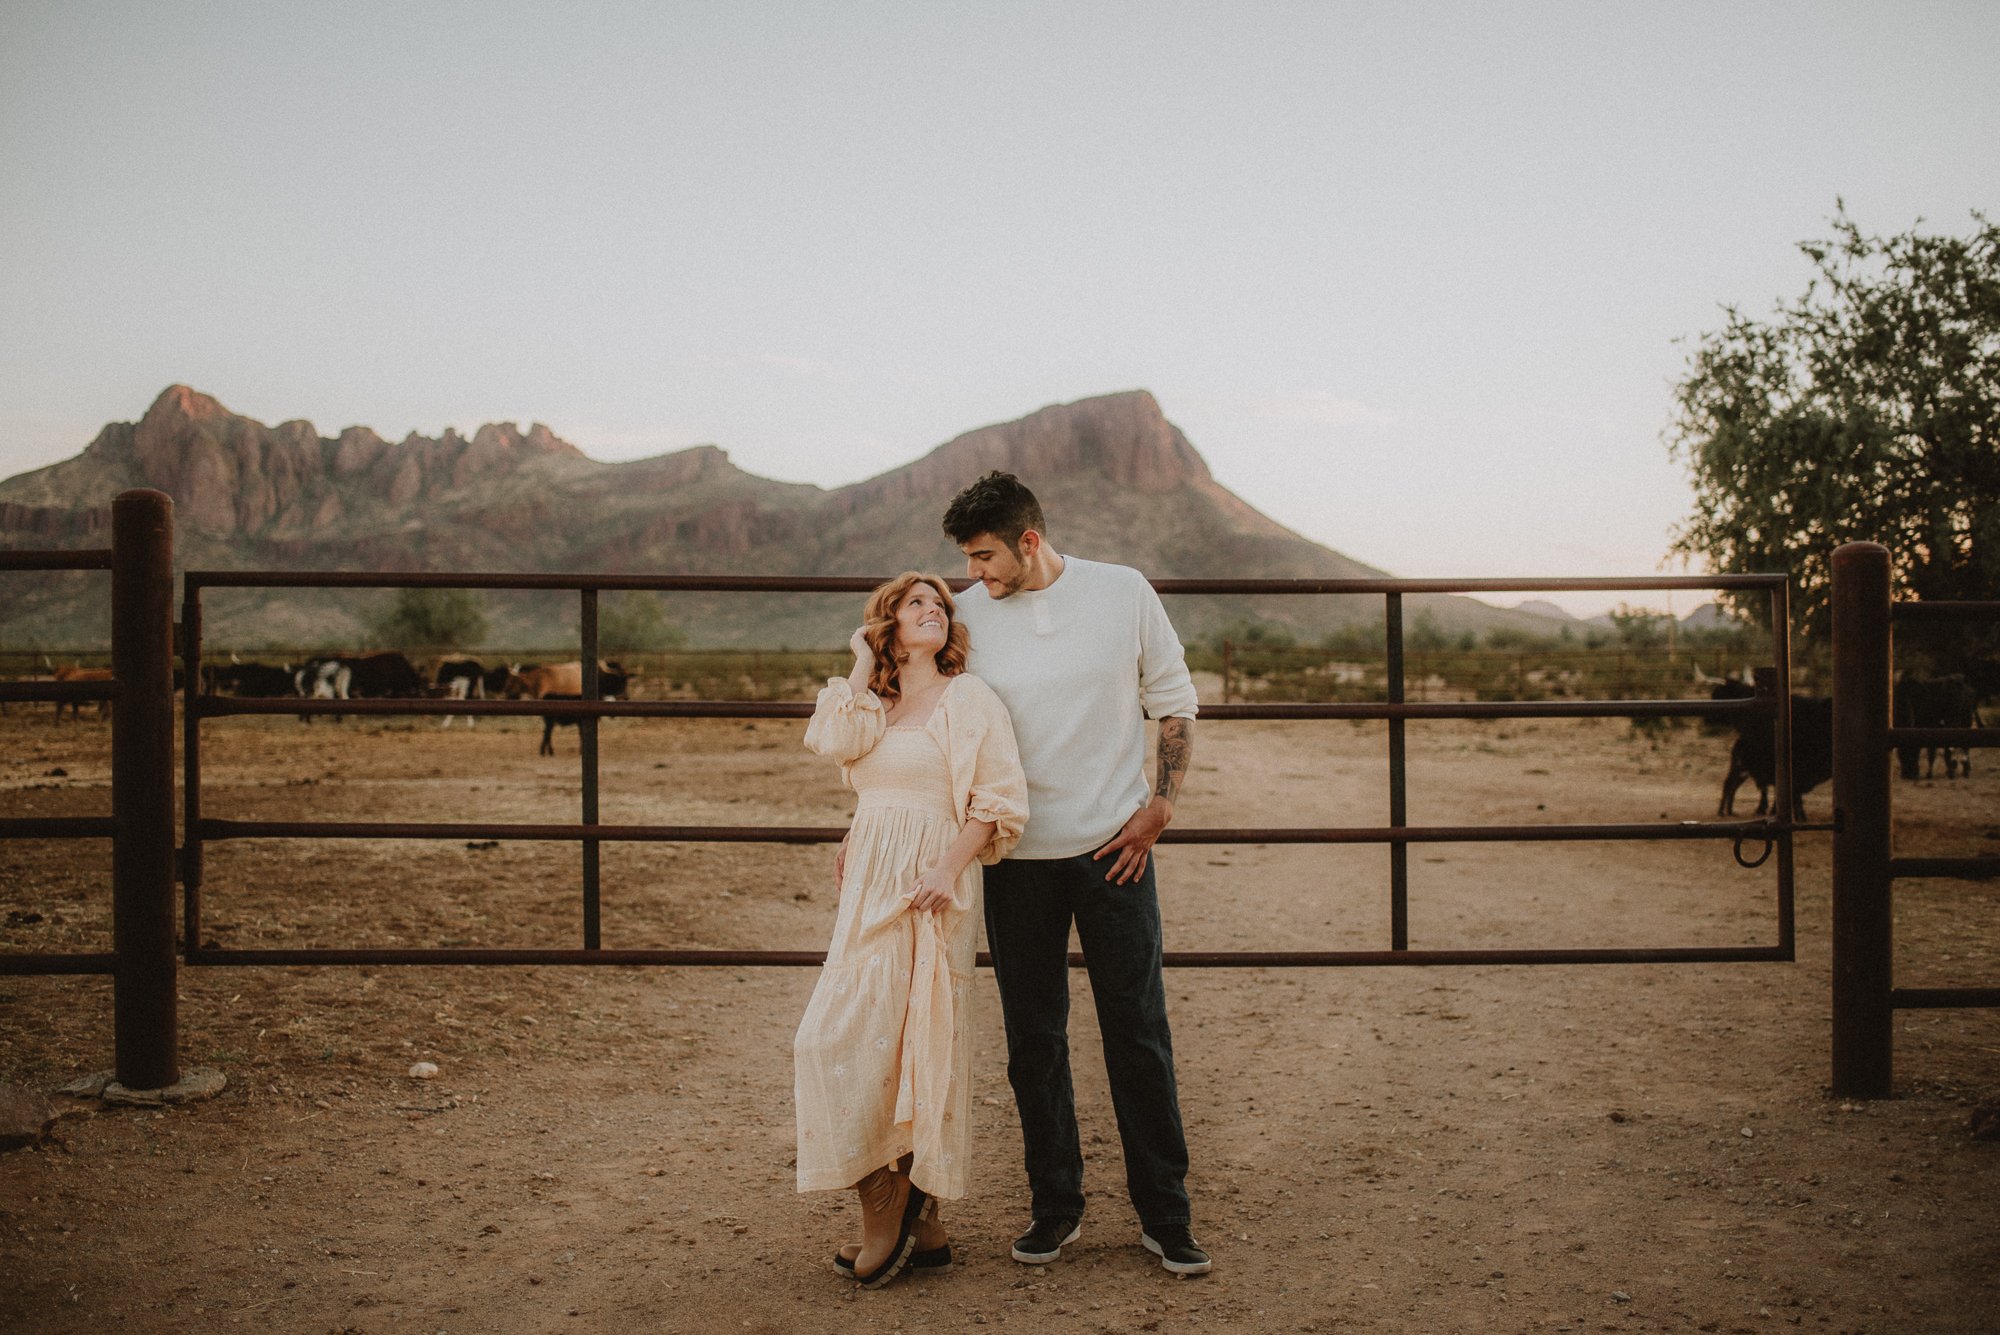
[367,587,489,650]
[1608,605,1673,652]
[1407,610,1454,653]
[1207,619,1296,653]
[596,591,687,653]
[1666,205,2000,638]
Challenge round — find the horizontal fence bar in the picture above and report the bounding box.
[0,816,117,839]
[198,819,844,843]
[0,953,119,976]
[1157,945,1791,966]
[1888,857,2000,881]
[195,817,1782,846]
[188,571,894,593]
[197,697,807,720]
[187,569,1786,596]
[0,681,118,704]
[196,695,1773,723]
[1887,727,1993,749]
[1891,601,2000,622]
[1152,575,1785,596]
[181,944,1790,969]
[1889,987,2000,1009]
[0,549,114,572]
[1197,699,1766,721]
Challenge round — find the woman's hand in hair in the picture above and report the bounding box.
[847,627,875,694]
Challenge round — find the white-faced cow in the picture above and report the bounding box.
[296,652,425,722]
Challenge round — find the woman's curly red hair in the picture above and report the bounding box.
[863,572,968,703]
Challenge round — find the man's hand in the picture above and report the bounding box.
[1093,797,1173,885]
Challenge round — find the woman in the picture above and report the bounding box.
[794,571,1027,1287]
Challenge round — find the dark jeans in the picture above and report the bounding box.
[983,851,1191,1228]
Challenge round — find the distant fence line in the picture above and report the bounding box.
[0,641,1814,706]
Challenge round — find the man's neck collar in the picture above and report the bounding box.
[1020,550,1065,594]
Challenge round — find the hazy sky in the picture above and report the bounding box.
[2,2,1994,615]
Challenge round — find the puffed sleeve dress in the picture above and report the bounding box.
[793,673,1027,1201]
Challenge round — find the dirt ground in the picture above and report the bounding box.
[2,700,1997,1334]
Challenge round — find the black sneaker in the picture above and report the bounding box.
[1011,1216,1081,1263]
[1141,1224,1212,1275]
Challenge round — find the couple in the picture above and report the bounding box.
[792,471,1209,1287]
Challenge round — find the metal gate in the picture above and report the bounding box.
[5,492,1808,1083]
[180,568,1799,970]
[1829,541,2000,1097]
[0,490,177,1089]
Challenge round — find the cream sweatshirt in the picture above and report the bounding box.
[954,556,1199,860]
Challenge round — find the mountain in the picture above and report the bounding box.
[0,386,1564,649]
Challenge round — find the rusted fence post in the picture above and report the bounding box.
[111,488,178,1089]
[580,590,601,951]
[1831,542,1892,1098]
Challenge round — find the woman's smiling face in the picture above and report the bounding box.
[895,583,950,656]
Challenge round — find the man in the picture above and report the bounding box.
[942,470,1210,1277]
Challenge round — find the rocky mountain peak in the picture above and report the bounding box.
[144,383,230,429]
[832,389,1211,514]
[2,382,1548,646]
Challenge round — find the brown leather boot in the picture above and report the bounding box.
[915,1195,949,1253]
[849,1164,926,1286]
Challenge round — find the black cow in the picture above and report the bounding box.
[434,657,486,729]
[1716,687,1834,819]
[1895,673,1978,780]
[203,661,298,697]
[342,652,425,698]
[1966,655,2000,713]
[535,665,632,756]
[295,651,425,722]
[295,656,348,705]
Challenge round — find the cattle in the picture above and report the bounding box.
[295,651,426,722]
[51,664,113,720]
[501,661,584,701]
[1895,673,1978,781]
[203,661,298,697]
[518,663,634,756]
[1967,655,2000,715]
[1715,686,1834,820]
[295,656,349,704]
[433,657,487,728]
[342,652,426,698]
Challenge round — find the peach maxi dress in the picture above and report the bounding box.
[794,674,1027,1201]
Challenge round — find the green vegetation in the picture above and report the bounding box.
[364,587,490,651]
[594,591,688,654]
[1668,205,2000,639]
[1191,612,1786,706]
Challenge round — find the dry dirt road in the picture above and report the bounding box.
[2,706,1997,1333]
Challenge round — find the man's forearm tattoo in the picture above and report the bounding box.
[1155,717,1193,802]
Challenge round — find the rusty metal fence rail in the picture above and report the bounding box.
[0,490,178,1090]
[182,568,1797,971]
[1830,542,2000,1098]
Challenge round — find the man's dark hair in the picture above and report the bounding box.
[941,471,1046,552]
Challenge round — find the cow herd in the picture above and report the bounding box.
[194,652,635,754]
[14,654,1991,788]
[1708,667,1988,818]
